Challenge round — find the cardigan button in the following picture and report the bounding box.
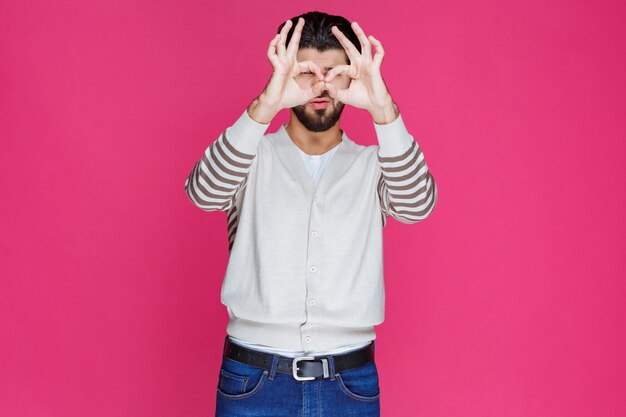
[311,230,318,238]
[310,265,317,273]
[313,196,320,204]
[305,336,312,343]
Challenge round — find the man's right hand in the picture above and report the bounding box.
[248,17,326,124]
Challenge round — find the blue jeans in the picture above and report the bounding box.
[215,340,381,416]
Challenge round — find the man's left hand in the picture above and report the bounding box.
[324,21,399,124]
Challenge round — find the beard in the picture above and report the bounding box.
[292,98,345,132]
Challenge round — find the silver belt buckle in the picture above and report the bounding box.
[292,356,329,381]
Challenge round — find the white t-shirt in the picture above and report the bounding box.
[295,139,343,187]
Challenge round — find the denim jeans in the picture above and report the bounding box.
[215,340,381,416]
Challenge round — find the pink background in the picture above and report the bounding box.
[2,1,625,416]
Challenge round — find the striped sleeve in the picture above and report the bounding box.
[184,108,269,212]
[374,113,438,225]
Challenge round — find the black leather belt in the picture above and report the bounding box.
[222,336,375,381]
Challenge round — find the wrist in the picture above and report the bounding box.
[248,95,278,124]
[370,100,399,125]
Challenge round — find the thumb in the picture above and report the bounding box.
[325,82,347,104]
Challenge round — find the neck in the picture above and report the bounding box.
[285,114,343,155]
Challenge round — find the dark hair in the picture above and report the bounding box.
[277,11,361,63]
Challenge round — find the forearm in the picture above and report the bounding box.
[184,108,269,212]
[374,113,438,224]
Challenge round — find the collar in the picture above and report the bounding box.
[272,123,360,196]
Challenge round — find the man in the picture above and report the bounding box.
[184,11,437,416]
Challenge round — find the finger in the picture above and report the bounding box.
[325,82,349,104]
[296,60,324,80]
[368,35,385,68]
[351,22,372,60]
[286,17,304,57]
[310,80,326,99]
[325,81,337,99]
[277,19,292,58]
[267,34,281,67]
[331,25,360,62]
[324,64,353,82]
[301,80,325,103]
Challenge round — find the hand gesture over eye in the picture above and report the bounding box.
[260,17,327,112]
[324,22,398,124]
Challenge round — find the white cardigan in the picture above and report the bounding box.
[185,108,438,352]
[230,140,370,357]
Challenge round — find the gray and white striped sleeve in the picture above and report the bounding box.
[375,113,438,225]
[184,109,269,212]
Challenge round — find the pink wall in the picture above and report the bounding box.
[1,1,625,416]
